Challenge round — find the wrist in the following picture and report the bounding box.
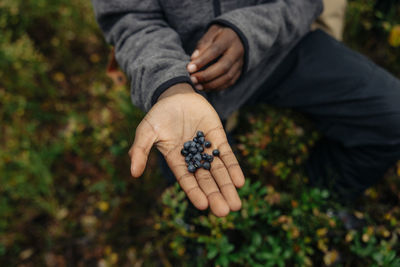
[157,83,196,102]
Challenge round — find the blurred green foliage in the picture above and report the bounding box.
[1,1,163,265]
[344,0,400,75]
[0,0,399,266]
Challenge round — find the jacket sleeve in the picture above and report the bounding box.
[211,0,324,73]
[92,0,192,112]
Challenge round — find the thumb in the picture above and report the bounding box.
[128,118,157,178]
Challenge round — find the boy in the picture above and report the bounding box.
[92,0,400,217]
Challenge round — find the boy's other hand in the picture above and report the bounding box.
[187,25,244,91]
[128,83,245,217]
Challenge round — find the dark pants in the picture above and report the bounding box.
[248,30,400,201]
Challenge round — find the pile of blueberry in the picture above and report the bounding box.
[181,131,220,173]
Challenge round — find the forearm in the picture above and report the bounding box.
[210,0,323,72]
[93,0,192,112]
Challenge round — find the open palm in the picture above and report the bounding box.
[128,88,245,217]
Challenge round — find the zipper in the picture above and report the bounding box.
[212,0,221,17]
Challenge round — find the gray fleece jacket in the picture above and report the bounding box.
[92,0,323,120]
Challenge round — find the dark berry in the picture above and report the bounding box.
[196,143,202,149]
[181,148,188,156]
[204,141,211,148]
[188,165,196,173]
[193,160,202,169]
[196,131,204,138]
[193,153,202,162]
[198,136,205,144]
[185,154,193,162]
[198,146,204,153]
[189,147,197,154]
[202,153,208,160]
[212,149,220,156]
[184,141,191,150]
[207,155,214,162]
[193,137,198,143]
[190,141,197,147]
[202,161,211,170]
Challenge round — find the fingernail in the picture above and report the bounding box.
[187,63,197,73]
[190,76,198,84]
[195,84,203,90]
[191,49,199,58]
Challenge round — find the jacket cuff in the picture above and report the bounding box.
[209,18,250,74]
[151,76,194,106]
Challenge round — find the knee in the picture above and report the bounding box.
[377,84,400,146]
[395,117,400,143]
[379,113,400,146]
[382,114,400,148]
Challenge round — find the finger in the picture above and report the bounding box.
[187,34,231,74]
[191,53,238,84]
[191,25,222,59]
[209,157,242,211]
[216,69,242,91]
[201,61,243,91]
[195,168,230,217]
[206,127,245,188]
[166,153,208,210]
[129,118,157,178]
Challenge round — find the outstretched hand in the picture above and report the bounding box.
[128,83,245,217]
[187,24,244,91]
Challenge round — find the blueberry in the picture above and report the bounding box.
[202,161,211,170]
[190,141,197,147]
[193,137,198,143]
[189,147,197,154]
[193,160,202,169]
[204,141,211,148]
[198,136,205,144]
[184,141,191,150]
[188,164,196,173]
[198,146,204,153]
[197,131,204,138]
[181,148,188,156]
[185,154,193,162]
[193,153,202,162]
[207,155,214,162]
[196,143,202,149]
[202,153,208,160]
[212,149,220,156]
